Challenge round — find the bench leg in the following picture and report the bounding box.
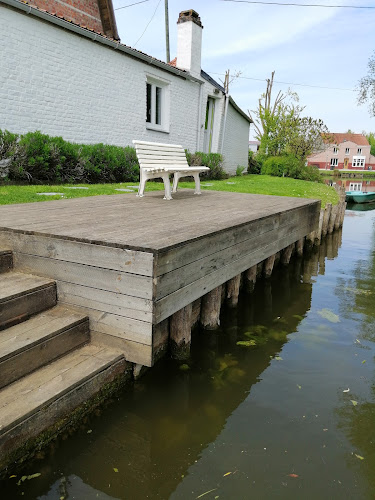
[137,175,147,198]
[172,172,181,193]
[162,173,173,200]
[193,173,202,195]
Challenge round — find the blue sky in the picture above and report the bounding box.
[112,0,375,138]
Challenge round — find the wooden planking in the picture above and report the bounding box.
[0,232,153,277]
[0,272,55,302]
[13,253,153,300]
[0,250,12,273]
[154,221,315,323]
[155,211,316,299]
[91,331,152,366]
[155,204,319,276]
[57,282,153,320]
[137,151,186,158]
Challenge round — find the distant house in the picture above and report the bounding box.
[0,1,251,174]
[249,140,260,153]
[307,133,375,171]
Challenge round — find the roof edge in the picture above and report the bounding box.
[229,96,252,123]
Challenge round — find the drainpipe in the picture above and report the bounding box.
[220,93,230,154]
[196,81,204,151]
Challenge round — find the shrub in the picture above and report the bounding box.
[236,165,245,176]
[261,155,322,182]
[186,151,227,180]
[0,129,18,158]
[247,150,261,174]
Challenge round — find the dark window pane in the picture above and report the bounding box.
[156,86,162,125]
[146,83,152,123]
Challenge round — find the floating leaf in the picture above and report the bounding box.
[236,340,256,347]
[323,428,328,432]
[179,364,190,371]
[355,339,361,344]
[355,454,364,460]
[275,356,283,361]
[350,400,358,406]
[87,429,92,434]
[9,475,17,479]
[317,308,340,323]
[343,388,350,393]
[288,473,299,478]
[27,473,41,480]
[196,488,218,499]
[297,384,302,389]
[362,360,366,364]
[223,472,232,477]
[113,468,119,473]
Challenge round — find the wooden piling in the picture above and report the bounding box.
[328,204,338,234]
[191,298,201,328]
[257,261,264,277]
[274,251,281,266]
[263,254,276,278]
[226,274,241,307]
[244,265,257,293]
[281,244,294,265]
[322,203,332,237]
[170,304,192,360]
[314,209,324,246]
[296,238,304,257]
[200,285,222,329]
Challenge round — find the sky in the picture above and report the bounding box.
[112,0,375,139]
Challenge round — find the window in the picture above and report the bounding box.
[352,156,365,168]
[357,148,362,154]
[330,158,338,166]
[349,183,362,191]
[345,147,350,155]
[333,147,338,154]
[145,76,170,132]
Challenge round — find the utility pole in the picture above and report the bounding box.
[164,0,170,63]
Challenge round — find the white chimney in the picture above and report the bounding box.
[176,10,203,78]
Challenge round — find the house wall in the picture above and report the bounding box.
[0,5,201,154]
[221,101,250,175]
[26,0,104,34]
[308,141,375,170]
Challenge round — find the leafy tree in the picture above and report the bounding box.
[249,72,329,160]
[365,131,375,156]
[358,51,375,117]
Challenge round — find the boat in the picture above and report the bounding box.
[345,191,375,203]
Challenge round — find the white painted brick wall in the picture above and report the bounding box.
[221,102,250,175]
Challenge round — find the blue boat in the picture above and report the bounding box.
[345,191,375,203]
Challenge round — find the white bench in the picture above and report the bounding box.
[132,140,209,200]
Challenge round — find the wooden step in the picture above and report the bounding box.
[0,250,12,274]
[0,272,56,330]
[0,305,90,389]
[0,344,126,470]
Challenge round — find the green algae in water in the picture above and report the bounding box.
[236,340,257,347]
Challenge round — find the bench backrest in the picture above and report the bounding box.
[133,140,189,170]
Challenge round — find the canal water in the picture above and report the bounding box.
[1,205,375,499]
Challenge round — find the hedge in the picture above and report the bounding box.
[0,130,226,184]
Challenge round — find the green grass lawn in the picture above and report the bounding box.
[0,175,338,208]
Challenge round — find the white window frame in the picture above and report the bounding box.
[349,182,362,191]
[352,156,365,168]
[333,147,338,154]
[357,148,362,154]
[345,147,350,155]
[145,74,170,133]
[330,158,338,167]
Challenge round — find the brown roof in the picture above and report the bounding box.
[168,57,177,67]
[328,133,369,146]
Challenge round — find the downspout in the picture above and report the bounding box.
[196,81,204,152]
[220,93,230,154]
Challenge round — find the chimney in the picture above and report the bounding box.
[176,10,203,78]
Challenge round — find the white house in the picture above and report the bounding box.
[0,1,251,175]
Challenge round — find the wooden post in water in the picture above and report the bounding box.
[281,244,294,265]
[170,304,192,360]
[244,265,257,293]
[322,203,332,237]
[191,298,201,328]
[226,274,241,307]
[201,285,222,329]
[296,238,304,257]
[257,261,264,276]
[328,204,338,234]
[263,254,276,278]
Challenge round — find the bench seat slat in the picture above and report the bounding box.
[133,140,183,149]
[137,152,186,159]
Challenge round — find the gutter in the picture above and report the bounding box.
[1,0,202,84]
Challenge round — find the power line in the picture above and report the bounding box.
[207,71,356,91]
[221,0,375,8]
[115,0,151,11]
[134,0,162,47]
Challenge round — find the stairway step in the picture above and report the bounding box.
[0,250,13,274]
[0,305,90,389]
[0,344,126,469]
[0,272,56,330]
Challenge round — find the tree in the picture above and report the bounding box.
[358,51,375,117]
[249,72,329,160]
[365,132,375,156]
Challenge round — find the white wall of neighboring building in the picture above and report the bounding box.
[221,102,250,175]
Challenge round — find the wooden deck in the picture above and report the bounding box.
[0,190,320,366]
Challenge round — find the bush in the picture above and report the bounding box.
[185,151,227,180]
[261,155,322,182]
[0,129,18,158]
[247,150,261,174]
[236,165,245,176]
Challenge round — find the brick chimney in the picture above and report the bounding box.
[176,10,203,78]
